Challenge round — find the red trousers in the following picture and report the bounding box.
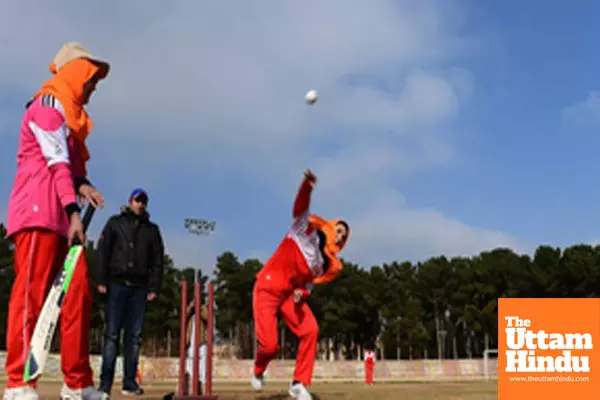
[253,285,318,386]
[5,229,94,389]
[365,363,374,384]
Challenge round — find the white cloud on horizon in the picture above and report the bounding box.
[561,91,600,127]
[160,229,228,278]
[0,0,526,268]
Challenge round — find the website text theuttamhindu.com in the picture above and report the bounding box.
[508,375,590,383]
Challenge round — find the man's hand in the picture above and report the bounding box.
[147,292,157,301]
[293,288,305,304]
[97,285,107,294]
[304,169,317,187]
[78,183,104,208]
[67,212,85,247]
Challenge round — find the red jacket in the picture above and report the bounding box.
[255,177,323,298]
[365,351,376,367]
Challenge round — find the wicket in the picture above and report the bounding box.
[173,280,217,400]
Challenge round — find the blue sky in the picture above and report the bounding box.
[2,1,600,273]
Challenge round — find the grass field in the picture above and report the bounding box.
[27,380,498,399]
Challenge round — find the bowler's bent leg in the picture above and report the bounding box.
[280,296,319,386]
[252,285,282,377]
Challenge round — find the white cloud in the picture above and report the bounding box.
[310,157,525,265]
[346,201,525,265]
[0,0,523,267]
[586,238,600,247]
[160,230,227,278]
[561,91,600,127]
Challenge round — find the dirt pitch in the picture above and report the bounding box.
[29,380,498,399]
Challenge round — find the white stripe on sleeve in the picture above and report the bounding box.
[28,120,70,167]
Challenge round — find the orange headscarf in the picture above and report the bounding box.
[34,58,102,172]
[309,214,351,284]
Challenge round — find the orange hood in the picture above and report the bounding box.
[34,58,106,173]
[309,214,350,284]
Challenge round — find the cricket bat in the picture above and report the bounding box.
[23,205,96,382]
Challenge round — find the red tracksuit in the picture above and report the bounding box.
[364,350,375,385]
[5,231,94,389]
[253,177,323,386]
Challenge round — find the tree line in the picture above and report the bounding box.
[0,223,597,360]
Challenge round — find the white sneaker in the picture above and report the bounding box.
[289,382,313,400]
[251,375,264,391]
[3,386,39,400]
[121,387,144,396]
[59,385,107,400]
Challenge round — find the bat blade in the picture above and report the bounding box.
[23,204,95,382]
[23,244,84,382]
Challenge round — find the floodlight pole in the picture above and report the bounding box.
[184,218,216,283]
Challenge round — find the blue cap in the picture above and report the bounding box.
[130,188,148,201]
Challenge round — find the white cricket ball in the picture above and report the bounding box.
[305,89,318,105]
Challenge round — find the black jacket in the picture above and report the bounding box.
[96,207,165,292]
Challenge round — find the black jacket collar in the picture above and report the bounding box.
[120,206,150,221]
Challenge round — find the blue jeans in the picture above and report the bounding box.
[99,283,148,393]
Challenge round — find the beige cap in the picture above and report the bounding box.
[51,42,110,79]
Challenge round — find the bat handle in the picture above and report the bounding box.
[71,206,96,246]
[82,205,96,232]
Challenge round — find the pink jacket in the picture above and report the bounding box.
[6,95,86,239]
